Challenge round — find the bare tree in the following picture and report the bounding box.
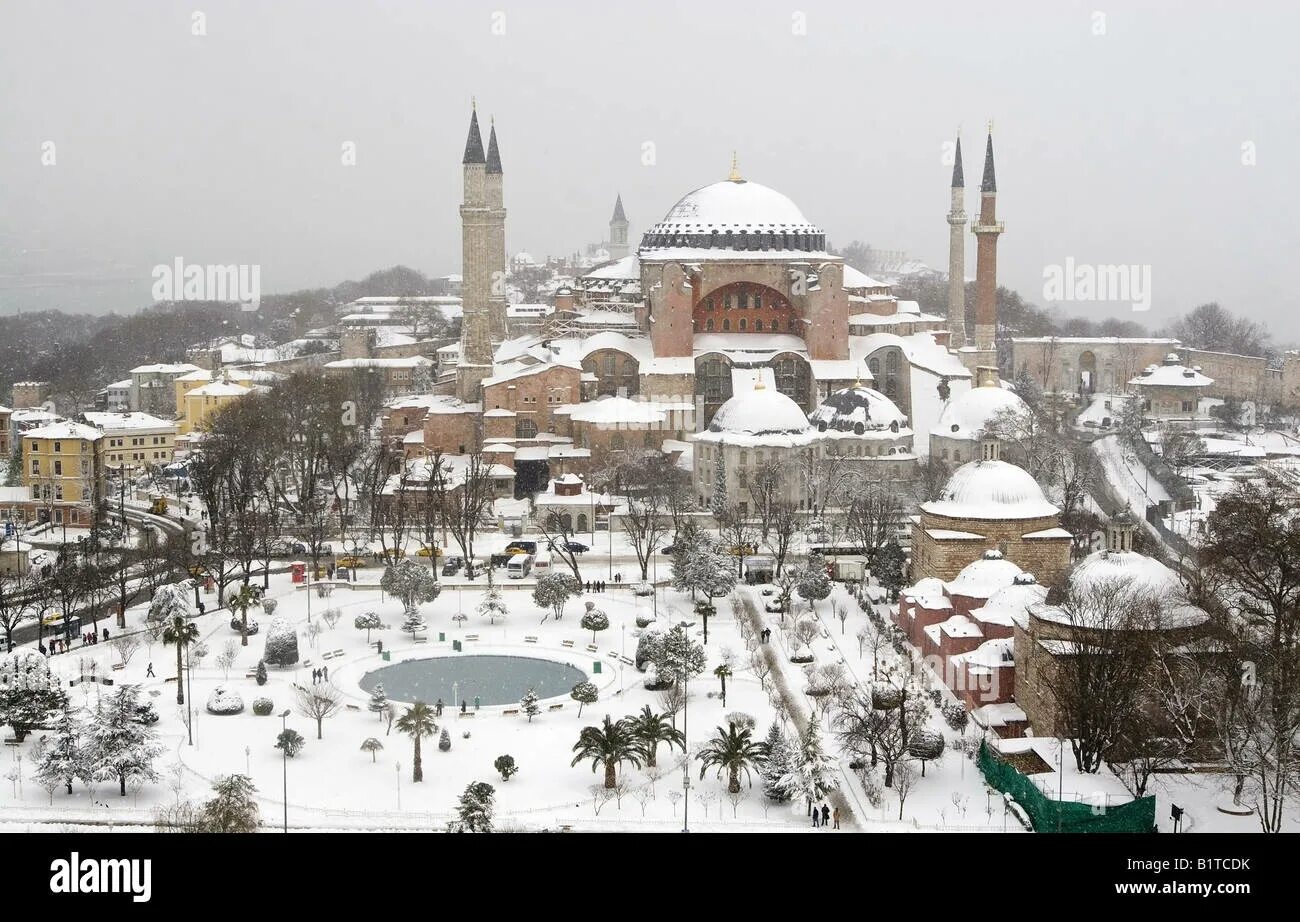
[844,482,903,566]
[893,760,918,820]
[295,682,343,740]
[443,453,498,580]
[769,500,799,576]
[747,459,785,543]
[110,633,142,667]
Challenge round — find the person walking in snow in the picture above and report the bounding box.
[821,803,831,828]
[322,665,328,682]
[811,806,820,827]
[461,699,467,714]
[146,662,155,677]
[436,698,444,716]
[832,807,841,829]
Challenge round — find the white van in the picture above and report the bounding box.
[532,550,551,574]
[507,553,535,579]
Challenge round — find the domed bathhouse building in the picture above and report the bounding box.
[806,381,917,483]
[910,436,1072,586]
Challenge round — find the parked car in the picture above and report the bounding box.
[416,545,444,558]
[442,556,464,576]
[760,587,775,596]
[337,556,367,569]
[504,540,538,555]
[289,542,334,557]
[659,544,677,555]
[764,599,785,614]
[549,539,589,553]
[230,617,260,635]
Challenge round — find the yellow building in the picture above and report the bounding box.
[81,412,178,473]
[21,421,105,527]
[180,377,252,435]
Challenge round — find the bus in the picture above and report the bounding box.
[507,553,535,579]
[532,550,551,574]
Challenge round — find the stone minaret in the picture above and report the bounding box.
[609,194,629,261]
[946,133,967,349]
[457,103,496,402]
[485,120,508,343]
[970,127,1004,369]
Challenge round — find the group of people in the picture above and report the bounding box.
[311,666,329,684]
[810,801,840,829]
[760,627,772,643]
[584,580,610,593]
[39,626,110,657]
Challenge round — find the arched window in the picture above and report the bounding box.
[706,318,715,331]
[754,319,764,332]
[723,318,731,332]
[577,513,588,532]
[516,418,537,439]
[739,318,747,331]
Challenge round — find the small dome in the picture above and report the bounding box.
[922,459,1059,521]
[1070,549,1180,598]
[931,382,1029,440]
[948,553,1025,599]
[708,384,810,437]
[975,579,1050,627]
[809,384,909,436]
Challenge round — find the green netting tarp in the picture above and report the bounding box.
[978,742,1156,833]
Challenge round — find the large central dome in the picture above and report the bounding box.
[641,177,826,252]
[921,459,1060,521]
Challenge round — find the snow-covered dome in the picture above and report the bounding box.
[641,176,825,252]
[922,459,1059,521]
[809,385,909,436]
[708,383,810,437]
[1069,549,1181,598]
[931,382,1029,440]
[974,576,1049,628]
[946,550,1024,599]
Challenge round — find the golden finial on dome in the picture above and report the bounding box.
[472,95,476,111]
[987,119,993,134]
[728,151,742,182]
[753,376,766,390]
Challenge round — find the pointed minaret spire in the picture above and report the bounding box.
[728,151,743,182]
[611,193,627,223]
[980,124,996,193]
[462,105,485,165]
[951,133,964,188]
[485,119,502,174]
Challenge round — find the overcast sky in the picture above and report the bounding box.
[2,0,1296,341]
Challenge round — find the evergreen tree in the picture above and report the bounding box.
[457,781,496,832]
[711,452,728,519]
[354,611,383,642]
[367,683,388,717]
[0,650,67,742]
[652,624,707,686]
[477,570,509,624]
[533,571,579,622]
[580,602,610,643]
[873,541,907,601]
[400,609,428,637]
[493,754,518,781]
[777,720,839,813]
[761,722,793,802]
[520,688,540,723]
[438,727,452,752]
[672,527,736,600]
[35,701,87,796]
[255,660,268,686]
[569,681,598,717]
[262,617,299,667]
[202,774,260,832]
[381,559,441,618]
[797,553,832,610]
[86,686,163,797]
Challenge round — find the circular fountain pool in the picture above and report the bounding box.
[359,655,587,706]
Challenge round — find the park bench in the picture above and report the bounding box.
[502,709,519,716]
[547,703,564,711]
[458,711,476,719]
[332,649,344,657]
[464,634,479,642]
[619,656,634,666]
[413,637,428,644]
[345,704,360,712]
[523,636,538,644]
[321,651,335,660]
[586,644,598,653]
[560,639,574,648]
[244,671,258,679]
[111,663,125,671]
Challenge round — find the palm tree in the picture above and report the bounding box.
[229,583,263,647]
[161,614,200,706]
[628,705,685,768]
[571,715,644,789]
[395,701,437,782]
[697,721,768,794]
[713,662,733,708]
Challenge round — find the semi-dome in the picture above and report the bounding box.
[1033,549,1208,630]
[641,175,826,252]
[707,383,811,437]
[809,384,909,436]
[932,382,1029,440]
[922,459,1059,520]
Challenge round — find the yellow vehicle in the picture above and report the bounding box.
[724,543,759,557]
[337,556,368,569]
[416,545,444,558]
[188,564,206,578]
[150,496,168,516]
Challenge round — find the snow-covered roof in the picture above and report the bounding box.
[849,331,972,380]
[81,412,176,432]
[1030,549,1208,631]
[931,381,1028,440]
[841,265,884,289]
[481,359,581,389]
[188,381,251,398]
[324,357,433,369]
[562,395,693,426]
[923,459,1059,521]
[582,255,640,281]
[706,382,809,437]
[809,384,909,436]
[1129,358,1214,388]
[971,576,1048,628]
[23,421,103,441]
[946,550,1024,599]
[130,362,202,375]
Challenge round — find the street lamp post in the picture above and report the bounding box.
[185,640,193,747]
[681,644,689,833]
[396,762,401,810]
[280,710,291,832]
